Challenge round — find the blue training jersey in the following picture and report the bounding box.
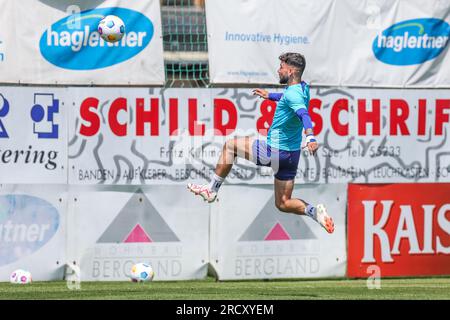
[267,82,310,151]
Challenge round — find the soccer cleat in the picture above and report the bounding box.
[187,183,218,203]
[316,204,335,234]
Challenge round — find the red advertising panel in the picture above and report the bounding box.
[348,183,450,277]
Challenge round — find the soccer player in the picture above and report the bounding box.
[188,53,334,234]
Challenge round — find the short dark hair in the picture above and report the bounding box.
[279,52,306,78]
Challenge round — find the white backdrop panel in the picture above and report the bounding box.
[66,185,209,281]
[0,87,67,184]
[209,184,347,280]
[0,185,66,281]
[0,0,164,85]
[206,0,450,87]
[67,87,450,185]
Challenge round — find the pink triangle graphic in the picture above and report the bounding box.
[264,222,291,241]
[123,224,153,243]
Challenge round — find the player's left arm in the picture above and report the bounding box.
[285,91,318,155]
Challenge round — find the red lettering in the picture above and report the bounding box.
[309,98,323,136]
[136,98,159,136]
[331,99,348,136]
[358,99,380,135]
[390,99,410,136]
[214,99,237,135]
[418,99,427,136]
[79,97,100,136]
[108,98,127,137]
[169,98,179,136]
[188,99,205,136]
[436,99,450,135]
[256,100,276,136]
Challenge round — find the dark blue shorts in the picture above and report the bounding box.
[252,139,300,180]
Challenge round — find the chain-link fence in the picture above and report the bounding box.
[161,0,209,87]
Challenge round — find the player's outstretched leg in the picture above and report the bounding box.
[188,137,253,203]
[274,178,335,233]
[187,182,218,203]
[315,204,335,234]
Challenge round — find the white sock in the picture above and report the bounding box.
[305,204,317,221]
[209,174,224,193]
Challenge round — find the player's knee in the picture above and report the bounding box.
[224,138,238,155]
[275,199,289,213]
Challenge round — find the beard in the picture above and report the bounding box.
[279,74,289,84]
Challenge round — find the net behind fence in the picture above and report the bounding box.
[161,0,209,87]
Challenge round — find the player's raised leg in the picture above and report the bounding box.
[274,178,335,233]
[188,137,254,203]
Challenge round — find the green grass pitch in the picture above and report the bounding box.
[1,277,449,300]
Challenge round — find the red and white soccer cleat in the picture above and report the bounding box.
[187,183,218,203]
[316,204,335,234]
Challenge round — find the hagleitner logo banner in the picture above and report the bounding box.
[0,194,60,266]
[373,18,449,65]
[0,0,164,85]
[206,0,450,87]
[40,7,154,70]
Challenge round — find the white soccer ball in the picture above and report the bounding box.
[130,263,155,282]
[10,269,32,284]
[98,15,126,43]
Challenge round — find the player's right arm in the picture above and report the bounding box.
[253,88,269,99]
[268,92,283,101]
[252,89,283,101]
[253,88,283,101]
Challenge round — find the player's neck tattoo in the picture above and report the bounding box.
[287,76,301,86]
